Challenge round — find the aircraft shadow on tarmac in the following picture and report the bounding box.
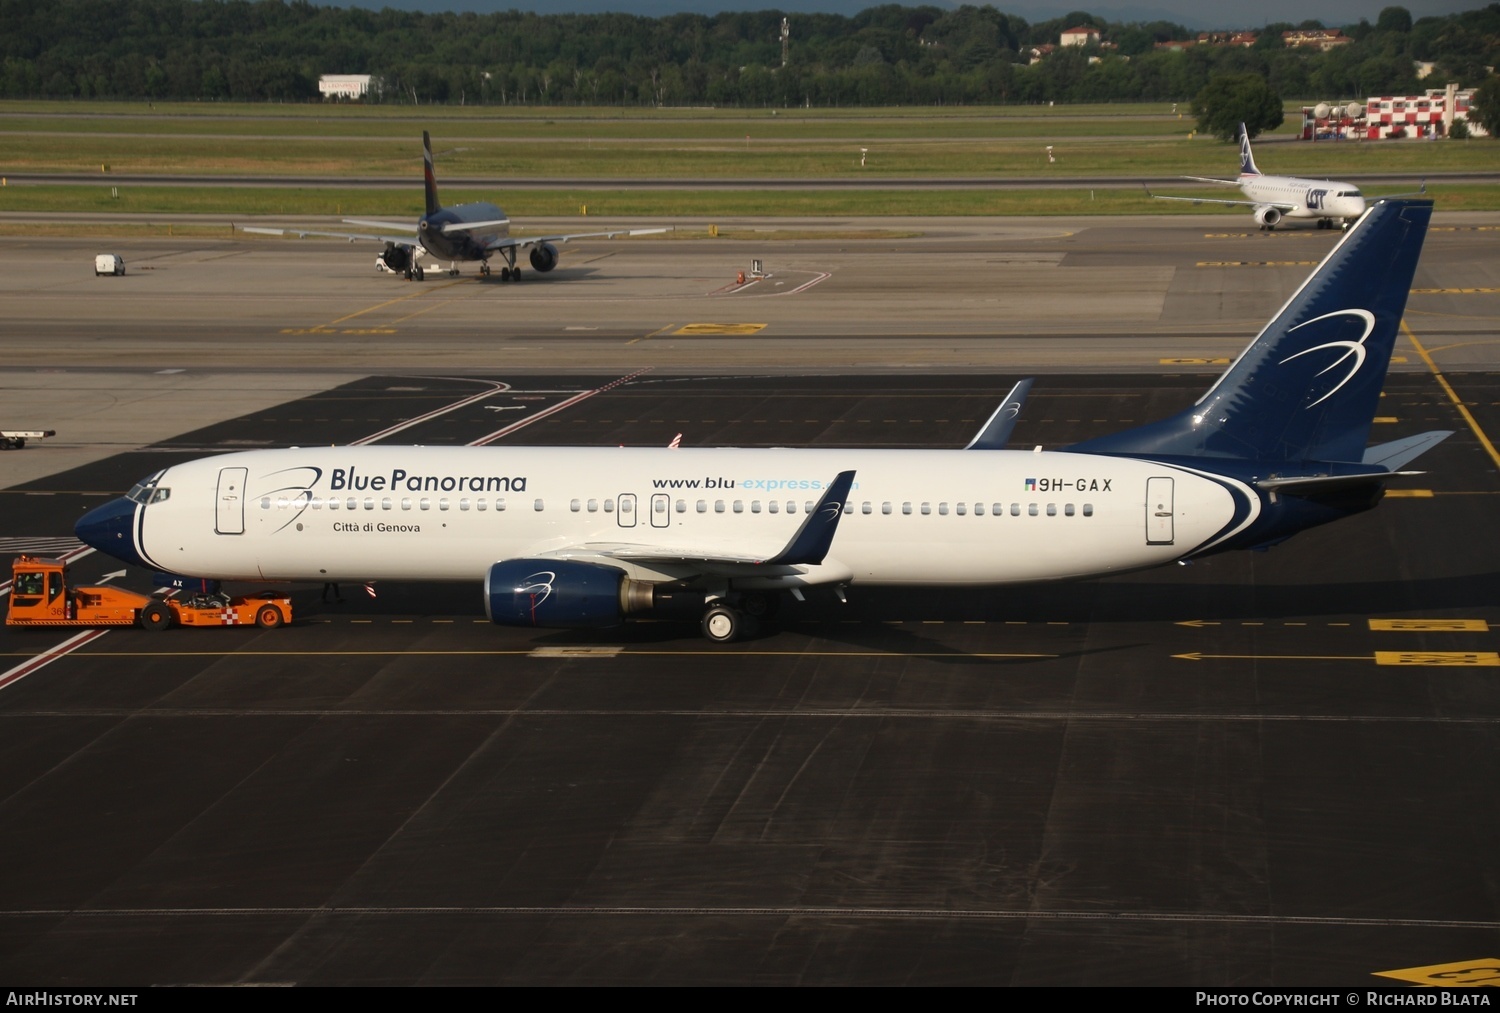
[289,569,1500,651]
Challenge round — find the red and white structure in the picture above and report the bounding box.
[1300,84,1486,141]
[1365,85,1485,139]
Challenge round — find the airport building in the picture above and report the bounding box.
[318,74,375,100]
[1298,84,1487,140]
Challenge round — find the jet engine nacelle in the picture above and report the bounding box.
[1254,206,1282,228]
[484,558,659,629]
[378,242,413,274]
[528,243,559,273]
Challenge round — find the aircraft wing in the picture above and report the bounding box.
[1145,190,1298,212]
[239,224,418,246]
[1181,175,1241,186]
[542,469,856,574]
[482,227,671,253]
[1142,182,1297,212]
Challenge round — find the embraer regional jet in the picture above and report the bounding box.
[80,200,1444,642]
[1149,122,1367,230]
[241,131,667,281]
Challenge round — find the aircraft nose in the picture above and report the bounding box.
[75,497,145,567]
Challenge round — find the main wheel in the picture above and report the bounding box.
[414,266,425,281]
[702,604,742,643]
[500,267,511,281]
[741,591,780,619]
[139,601,172,631]
[255,604,283,629]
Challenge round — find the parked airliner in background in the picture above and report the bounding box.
[81,200,1442,643]
[1148,122,1370,231]
[241,131,668,281]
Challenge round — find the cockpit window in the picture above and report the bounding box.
[1338,190,1363,198]
[125,470,168,504]
[149,488,171,504]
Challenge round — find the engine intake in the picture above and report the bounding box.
[529,242,559,273]
[484,559,660,629]
[1254,206,1282,228]
[378,242,413,273]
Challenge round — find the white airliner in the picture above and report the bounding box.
[1149,123,1367,231]
[78,200,1444,642]
[241,131,667,281]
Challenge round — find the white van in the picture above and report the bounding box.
[94,254,125,276]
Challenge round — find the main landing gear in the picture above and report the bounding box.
[486,250,523,282]
[698,592,780,643]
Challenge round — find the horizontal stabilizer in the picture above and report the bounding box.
[440,218,511,234]
[1256,470,1419,494]
[965,378,1034,450]
[342,218,418,233]
[1361,430,1453,470]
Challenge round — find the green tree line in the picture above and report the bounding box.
[1,0,1496,106]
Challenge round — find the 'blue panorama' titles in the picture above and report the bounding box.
[329,466,527,493]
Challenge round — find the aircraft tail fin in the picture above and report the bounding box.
[422,130,441,216]
[1238,123,1262,176]
[1070,199,1433,465]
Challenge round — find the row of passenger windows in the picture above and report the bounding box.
[263,496,1095,517]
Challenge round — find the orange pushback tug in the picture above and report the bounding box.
[5,556,291,631]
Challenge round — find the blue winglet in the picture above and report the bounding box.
[965,378,1034,450]
[763,470,856,566]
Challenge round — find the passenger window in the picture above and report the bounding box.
[734,501,744,513]
[276,497,289,509]
[587,499,598,512]
[921,503,931,515]
[570,499,581,512]
[697,500,707,513]
[364,498,374,511]
[751,501,761,513]
[327,498,339,511]
[715,500,725,513]
[1046,504,1056,516]
[1065,504,1075,517]
[902,502,912,515]
[993,503,1003,515]
[1028,503,1038,516]
[882,502,892,515]
[260,497,271,510]
[955,503,967,516]
[861,502,871,515]
[786,501,797,514]
[476,499,487,512]
[459,498,470,511]
[675,499,686,513]
[496,499,506,511]
[437,499,447,511]
[533,499,544,511]
[401,498,411,511]
[768,501,779,514]
[938,503,949,516]
[347,498,357,511]
[1083,504,1094,517]
[604,499,614,512]
[1010,503,1020,516]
